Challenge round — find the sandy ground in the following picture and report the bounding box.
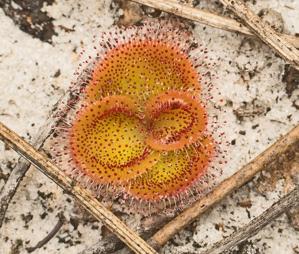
[0,0,298,253]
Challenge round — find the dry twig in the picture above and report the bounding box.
[0,137,48,228]
[202,187,299,254]
[0,94,69,228]
[0,122,158,254]
[105,125,299,254]
[218,0,299,70]
[148,125,299,249]
[131,0,299,50]
[0,119,54,228]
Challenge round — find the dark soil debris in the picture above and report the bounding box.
[292,97,299,110]
[234,100,267,121]
[0,0,56,43]
[0,167,9,182]
[231,240,261,254]
[70,216,79,230]
[53,69,61,78]
[282,64,299,98]
[37,190,53,200]
[40,212,48,219]
[10,239,23,254]
[21,212,33,226]
[57,230,81,247]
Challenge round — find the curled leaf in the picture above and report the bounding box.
[145,90,207,151]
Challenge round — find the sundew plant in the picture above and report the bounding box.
[50,19,227,214]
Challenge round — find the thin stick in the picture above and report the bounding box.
[148,124,299,249]
[101,125,299,254]
[218,0,299,70]
[0,131,50,228]
[202,187,299,254]
[0,92,69,228]
[0,122,158,254]
[131,0,299,49]
[26,212,65,253]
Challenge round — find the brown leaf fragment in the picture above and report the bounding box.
[233,100,267,121]
[114,0,144,26]
[237,200,252,208]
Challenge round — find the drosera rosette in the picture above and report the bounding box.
[48,18,228,214]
